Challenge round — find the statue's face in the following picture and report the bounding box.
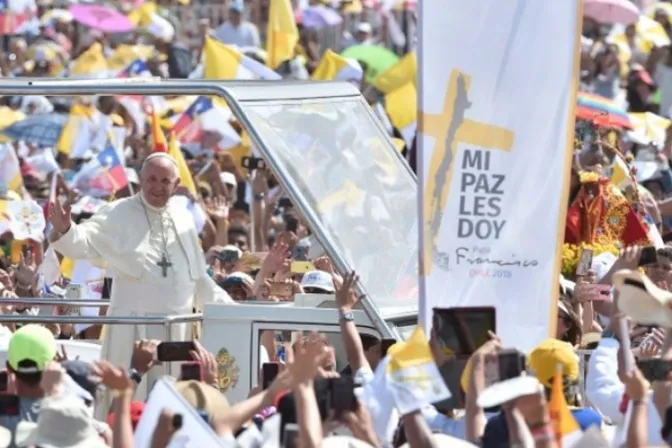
[140,158,179,208]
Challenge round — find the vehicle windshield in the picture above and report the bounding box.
[239,98,418,312]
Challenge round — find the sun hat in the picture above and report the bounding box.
[613,269,672,327]
[15,395,107,448]
[8,324,56,373]
[528,338,579,388]
[174,380,229,424]
[300,270,335,293]
[477,375,543,410]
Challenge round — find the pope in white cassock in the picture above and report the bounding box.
[47,153,233,410]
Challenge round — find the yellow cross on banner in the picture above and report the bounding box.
[420,69,516,275]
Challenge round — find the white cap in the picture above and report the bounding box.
[356,22,372,34]
[220,171,237,186]
[146,13,175,42]
[300,270,335,293]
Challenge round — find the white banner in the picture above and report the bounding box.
[418,0,582,351]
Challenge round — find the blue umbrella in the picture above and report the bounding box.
[1,113,67,147]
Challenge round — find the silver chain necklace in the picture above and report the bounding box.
[140,197,173,278]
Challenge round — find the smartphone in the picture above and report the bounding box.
[578,284,612,301]
[576,248,593,276]
[157,341,196,362]
[217,249,240,265]
[285,215,299,233]
[639,246,658,267]
[269,282,293,299]
[0,396,19,416]
[380,338,396,357]
[497,349,526,381]
[242,156,266,171]
[0,372,8,393]
[262,362,280,390]
[283,423,300,448]
[433,307,496,357]
[180,362,203,381]
[637,359,672,382]
[291,261,315,274]
[329,376,358,413]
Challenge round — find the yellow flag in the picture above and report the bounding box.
[70,43,107,76]
[312,49,349,81]
[107,44,154,70]
[373,51,417,94]
[60,257,74,280]
[266,0,299,69]
[127,2,156,27]
[168,133,198,196]
[385,82,417,132]
[203,37,241,79]
[56,102,96,156]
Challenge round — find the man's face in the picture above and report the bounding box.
[355,31,369,43]
[230,9,242,25]
[229,233,248,252]
[229,210,249,227]
[140,158,179,208]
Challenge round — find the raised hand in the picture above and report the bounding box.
[48,196,72,235]
[335,271,364,312]
[89,360,135,391]
[208,196,229,221]
[286,331,332,385]
[15,251,37,290]
[261,237,291,275]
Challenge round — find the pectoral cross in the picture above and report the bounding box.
[158,253,172,277]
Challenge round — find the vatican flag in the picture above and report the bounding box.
[203,37,281,81]
[311,49,363,83]
[418,0,583,351]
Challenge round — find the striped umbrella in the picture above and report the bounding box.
[576,92,633,129]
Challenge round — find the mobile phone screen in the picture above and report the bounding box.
[218,249,240,265]
[433,307,496,356]
[157,341,196,362]
[283,424,300,448]
[497,349,526,381]
[180,362,202,381]
[0,396,19,416]
[576,248,593,275]
[290,261,315,273]
[262,362,279,389]
[639,246,658,267]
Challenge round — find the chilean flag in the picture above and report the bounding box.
[95,143,127,190]
[118,58,150,78]
[173,96,213,138]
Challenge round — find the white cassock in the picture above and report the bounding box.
[49,193,232,416]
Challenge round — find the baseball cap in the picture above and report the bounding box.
[175,380,229,425]
[220,171,237,186]
[528,338,579,388]
[8,324,56,373]
[357,22,372,34]
[107,401,145,430]
[300,270,335,293]
[62,360,97,399]
[230,0,244,12]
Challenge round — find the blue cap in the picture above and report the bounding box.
[230,0,243,12]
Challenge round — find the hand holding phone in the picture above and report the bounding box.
[157,341,196,362]
[575,283,612,301]
[262,362,279,389]
[180,362,203,381]
[329,376,358,414]
[576,248,593,276]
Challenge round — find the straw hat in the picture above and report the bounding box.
[613,269,672,327]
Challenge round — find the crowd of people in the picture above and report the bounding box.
[7,0,672,447]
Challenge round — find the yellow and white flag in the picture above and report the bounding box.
[203,37,281,81]
[361,326,449,441]
[373,51,416,94]
[385,82,417,148]
[418,0,583,351]
[0,200,45,241]
[0,143,22,192]
[69,43,109,78]
[311,49,363,84]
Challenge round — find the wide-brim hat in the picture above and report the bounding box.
[613,269,672,327]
